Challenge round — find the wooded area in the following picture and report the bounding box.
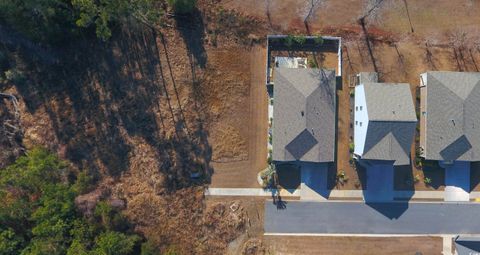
[0,0,198,254]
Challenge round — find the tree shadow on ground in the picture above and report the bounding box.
[174,8,207,68]
[7,22,212,191]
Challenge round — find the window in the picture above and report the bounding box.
[355,121,358,125]
[360,106,363,110]
[360,122,362,127]
[356,106,358,111]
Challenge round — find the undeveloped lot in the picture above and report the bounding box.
[209,46,268,188]
[264,236,442,255]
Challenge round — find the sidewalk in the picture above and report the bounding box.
[206,188,480,200]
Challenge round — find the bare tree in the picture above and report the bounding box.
[402,0,414,33]
[0,93,24,167]
[359,0,386,22]
[303,0,324,34]
[357,0,388,73]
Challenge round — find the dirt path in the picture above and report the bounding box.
[210,46,268,188]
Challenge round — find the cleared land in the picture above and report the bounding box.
[209,46,268,188]
[220,0,480,191]
[263,236,442,255]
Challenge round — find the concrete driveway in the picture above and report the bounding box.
[265,201,480,234]
[444,161,470,202]
[360,160,394,202]
[300,163,328,201]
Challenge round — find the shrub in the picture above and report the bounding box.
[141,240,158,255]
[164,246,179,255]
[168,0,197,14]
[349,142,355,153]
[72,170,94,194]
[337,170,348,184]
[4,69,25,85]
[260,165,276,189]
[414,174,420,183]
[424,177,432,184]
[313,36,324,45]
[307,57,318,68]
[284,35,295,48]
[93,231,140,255]
[293,35,307,45]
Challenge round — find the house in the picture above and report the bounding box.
[419,71,480,201]
[419,71,480,162]
[272,68,336,163]
[454,236,480,255]
[354,82,417,165]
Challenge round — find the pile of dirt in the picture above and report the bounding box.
[242,238,266,255]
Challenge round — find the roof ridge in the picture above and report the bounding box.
[369,120,417,123]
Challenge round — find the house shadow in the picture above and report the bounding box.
[365,202,410,220]
[470,162,480,192]
[394,164,415,190]
[301,162,332,199]
[357,159,411,218]
[392,163,415,202]
[423,160,445,190]
[275,163,301,191]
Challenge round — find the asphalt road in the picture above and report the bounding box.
[265,201,480,234]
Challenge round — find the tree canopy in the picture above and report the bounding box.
[0,0,163,43]
[0,148,143,254]
[167,0,197,14]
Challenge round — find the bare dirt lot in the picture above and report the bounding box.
[209,46,268,188]
[263,235,443,255]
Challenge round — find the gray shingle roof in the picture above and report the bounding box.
[363,83,417,122]
[358,72,378,84]
[272,68,336,163]
[361,83,417,165]
[455,236,480,255]
[423,72,480,161]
